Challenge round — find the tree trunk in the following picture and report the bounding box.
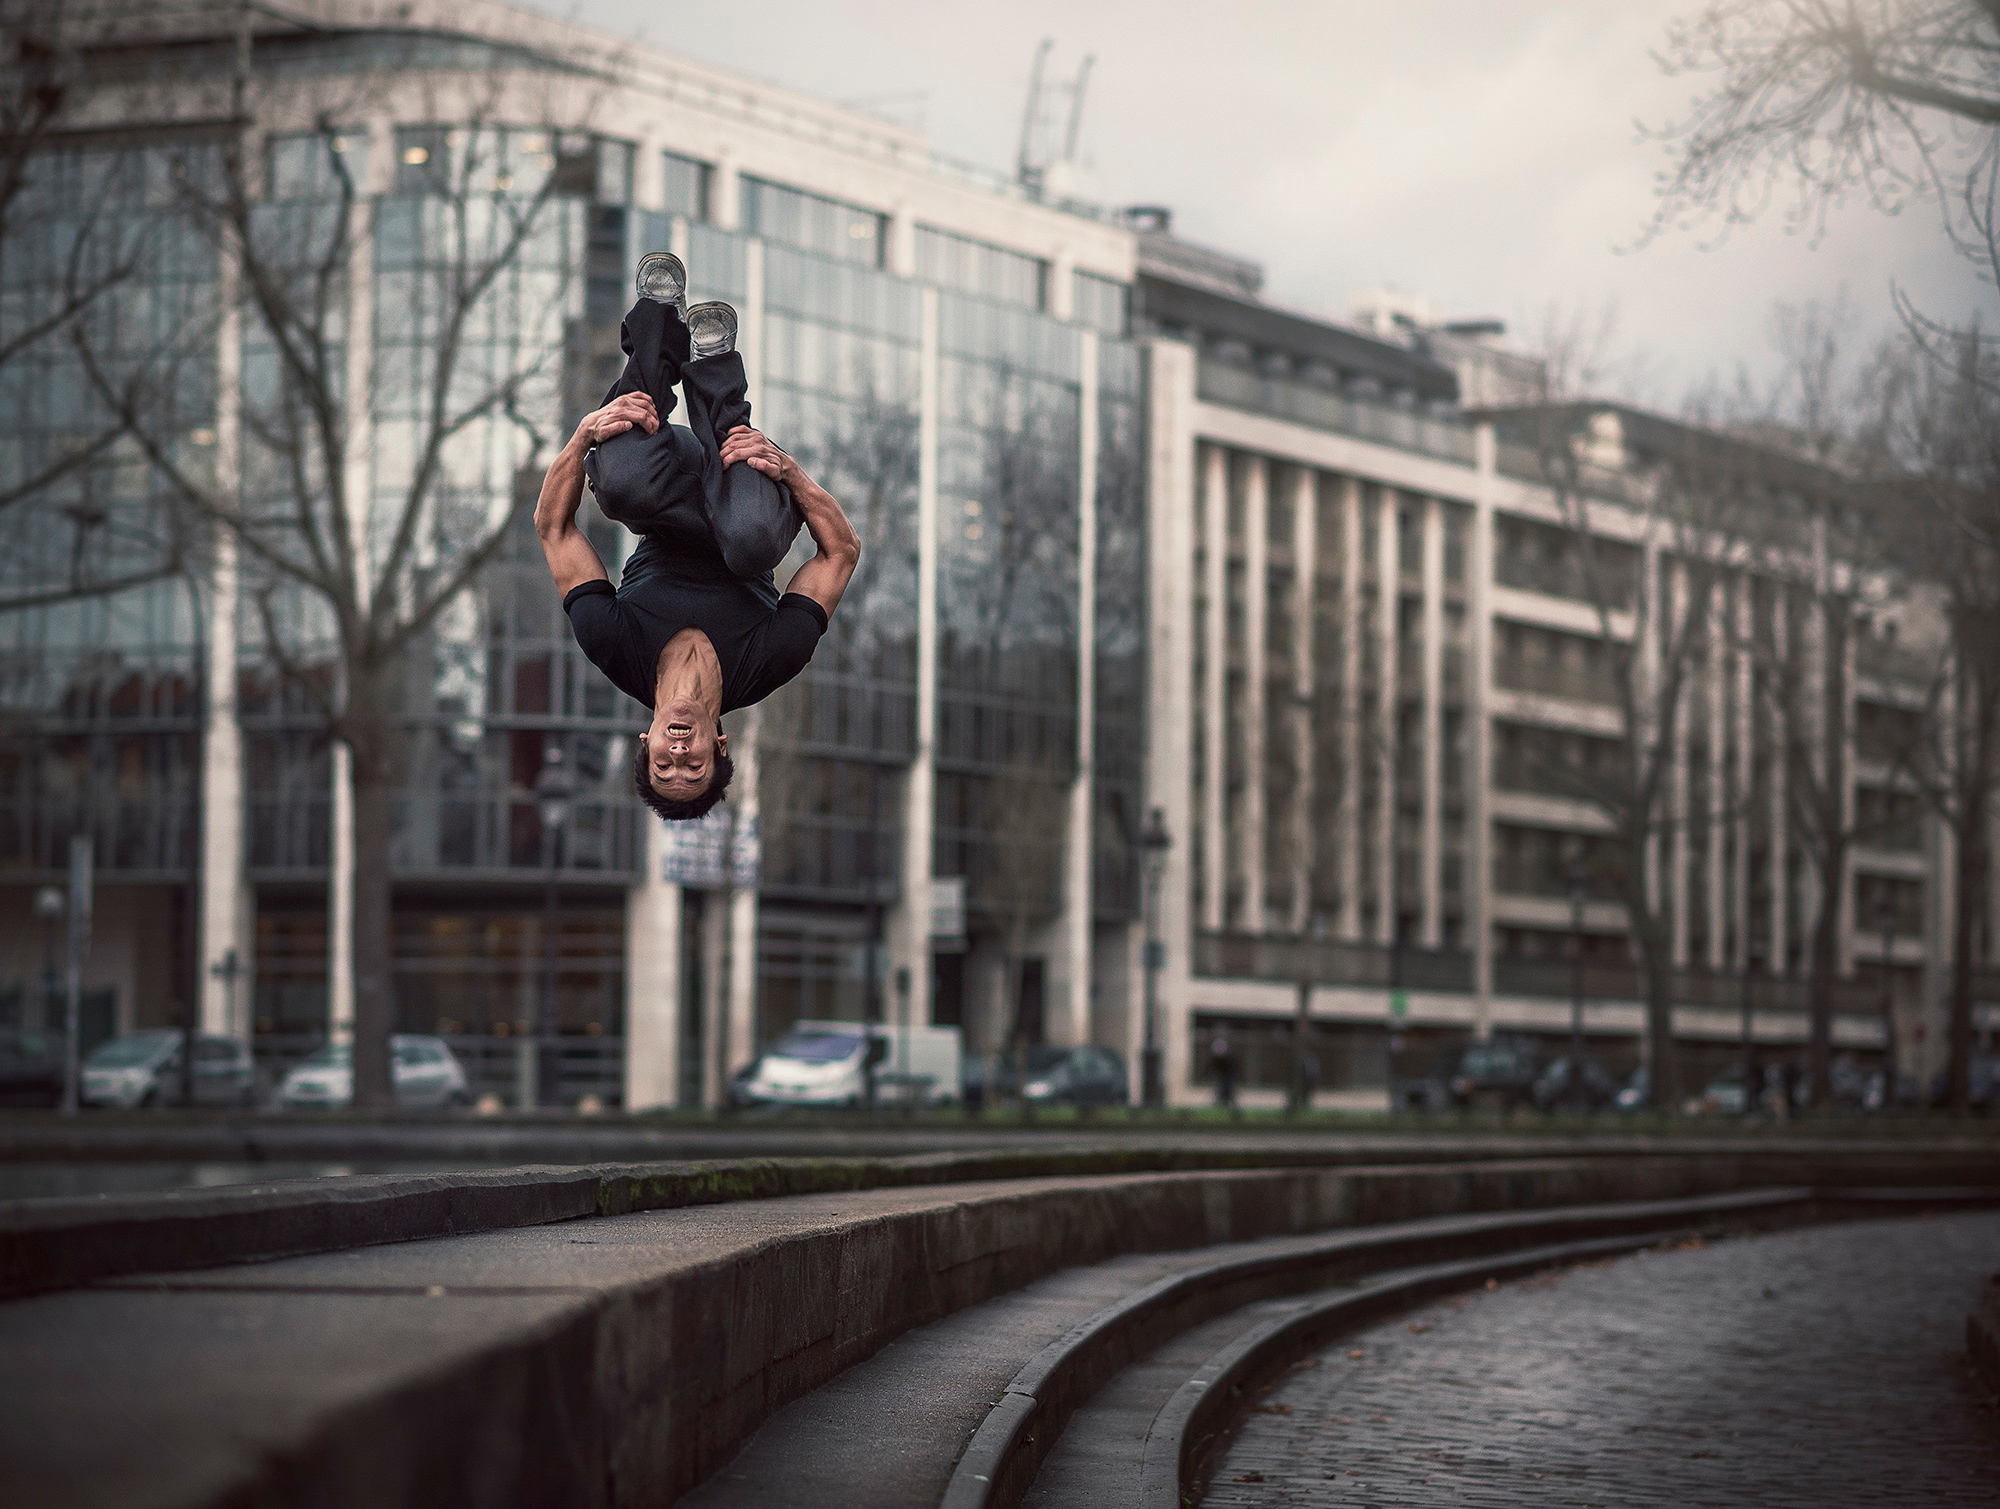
[346,678,398,1111]
[1805,853,1840,1113]
[1629,879,1678,1111]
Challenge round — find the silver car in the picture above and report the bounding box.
[276,1034,471,1110]
[81,1030,255,1109]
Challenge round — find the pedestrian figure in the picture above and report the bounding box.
[1210,1029,1237,1110]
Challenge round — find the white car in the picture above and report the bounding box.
[742,1021,962,1108]
[276,1034,470,1110]
[82,1030,255,1109]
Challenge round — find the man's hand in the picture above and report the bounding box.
[576,392,660,447]
[720,425,797,485]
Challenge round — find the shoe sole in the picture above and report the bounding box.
[686,300,738,357]
[635,251,687,307]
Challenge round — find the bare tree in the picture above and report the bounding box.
[74,28,601,1103]
[1650,0,2000,255]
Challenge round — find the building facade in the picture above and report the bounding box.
[1,0,1983,1109]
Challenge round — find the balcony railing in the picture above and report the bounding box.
[1196,931,1473,992]
[1492,958,1886,1013]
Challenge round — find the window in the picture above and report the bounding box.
[740,176,883,266]
[915,226,1045,310]
[660,150,708,221]
[1073,270,1128,335]
[392,127,612,200]
[267,131,367,202]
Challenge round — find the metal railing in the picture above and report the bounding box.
[1196,932,1473,991]
[1195,361,1477,465]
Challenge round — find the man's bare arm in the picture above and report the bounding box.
[535,392,659,596]
[719,425,860,619]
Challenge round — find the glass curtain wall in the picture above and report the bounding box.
[935,291,1082,1046]
[1093,339,1144,923]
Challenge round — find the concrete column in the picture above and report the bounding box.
[1240,455,1268,933]
[1200,445,1228,932]
[1769,587,1789,972]
[710,154,741,230]
[1706,587,1728,972]
[1047,249,1075,320]
[741,237,765,413]
[1335,477,1363,942]
[1288,468,1316,935]
[1734,580,1754,968]
[623,816,682,1110]
[1419,496,1445,949]
[1144,340,1198,1103]
[889,286,939,1026]
[1374,490,1399,945]
[632,134,664,212]
[1469,426,1496,1028]
[700,890,730,1107]
[1838,614,1858,975]
[1669,561,1691,968]
[327,175,377,1048]
[885,206,917,277]
[1057,330,1100,1046]
[726,708,761,1078]
[201,242,251,1040]
[1637,540,1662,930]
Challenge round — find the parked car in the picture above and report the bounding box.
[1614,1065,1650,1113]
[1530,1055,1618,1112]
[1443,1035,1542,1110]
[0,1028,64,1107]
[81,1030,254,1109]
[739,1021,962,1109]
[1019,1046,1129,1108]
[276,1035,470,1110]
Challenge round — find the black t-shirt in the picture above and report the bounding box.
[563,532,827,713]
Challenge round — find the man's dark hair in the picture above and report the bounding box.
[634,740,734,822]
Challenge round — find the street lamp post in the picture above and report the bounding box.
[1139,808,1172,1110]
[1567,861,1589,1111]
[1739,938,1765,1117]
[534,747,575,1112]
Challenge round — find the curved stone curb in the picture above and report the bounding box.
[1136,1185,2000,1509]
[938,1187,1804,1509]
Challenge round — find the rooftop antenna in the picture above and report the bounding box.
[1016,38,1052,188]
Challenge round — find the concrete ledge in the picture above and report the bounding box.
[5,1151,1998,1509]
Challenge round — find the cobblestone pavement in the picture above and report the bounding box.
[1202,1213,2000,1508]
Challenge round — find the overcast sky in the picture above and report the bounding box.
[540,0,1988,403]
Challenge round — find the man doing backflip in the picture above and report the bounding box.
[535,252,859,822]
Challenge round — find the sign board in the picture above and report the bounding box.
[660,808,760,889]
[1389,990,1409,1021]
[930,875,966,950]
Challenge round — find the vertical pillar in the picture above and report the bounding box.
[1637,540,1662,931]
[1240,455,1268,933]
[885,207,917,277]
[1469,427,1496,1031]
[201,241,251,1040]
[327,166,377,1048]
[1734,580,1754,968]
[1838,609,1858,975]
[1200,445,1228,932]
[741,237,765,412]
[1335,477,1363,942]
[709,155,740,230]
[890,286,939,1026]
[1706,584,1728,972]
[726,708,761,1078]
[1047,249,1075,320]
[1144,339,1198,1102]
[700,889,730,1107]
[1418,496,1445,949]
[623,811,682,1109]
[1058,330,1099,1046]
[1288,468,1316,935]
[1669,561,1690,968]
[1769,587,1790,972]
[1374,490,1399,945]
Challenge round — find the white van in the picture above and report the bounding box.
[743,1020,962,1109]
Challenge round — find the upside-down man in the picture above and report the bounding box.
[534,252,859,822]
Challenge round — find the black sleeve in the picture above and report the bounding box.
[563,579,653,708]
[726,592,829,711]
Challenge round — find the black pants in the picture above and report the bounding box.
[584,298,802,579]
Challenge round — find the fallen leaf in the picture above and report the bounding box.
[1235,1471,1265,1482]
[1484,1278,1499,1291]
[1347,1349,1365,1359]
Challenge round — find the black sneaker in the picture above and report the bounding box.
[635,251,687,315]
[686,300,738,358]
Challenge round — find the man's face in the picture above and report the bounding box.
[642,702,726,802]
